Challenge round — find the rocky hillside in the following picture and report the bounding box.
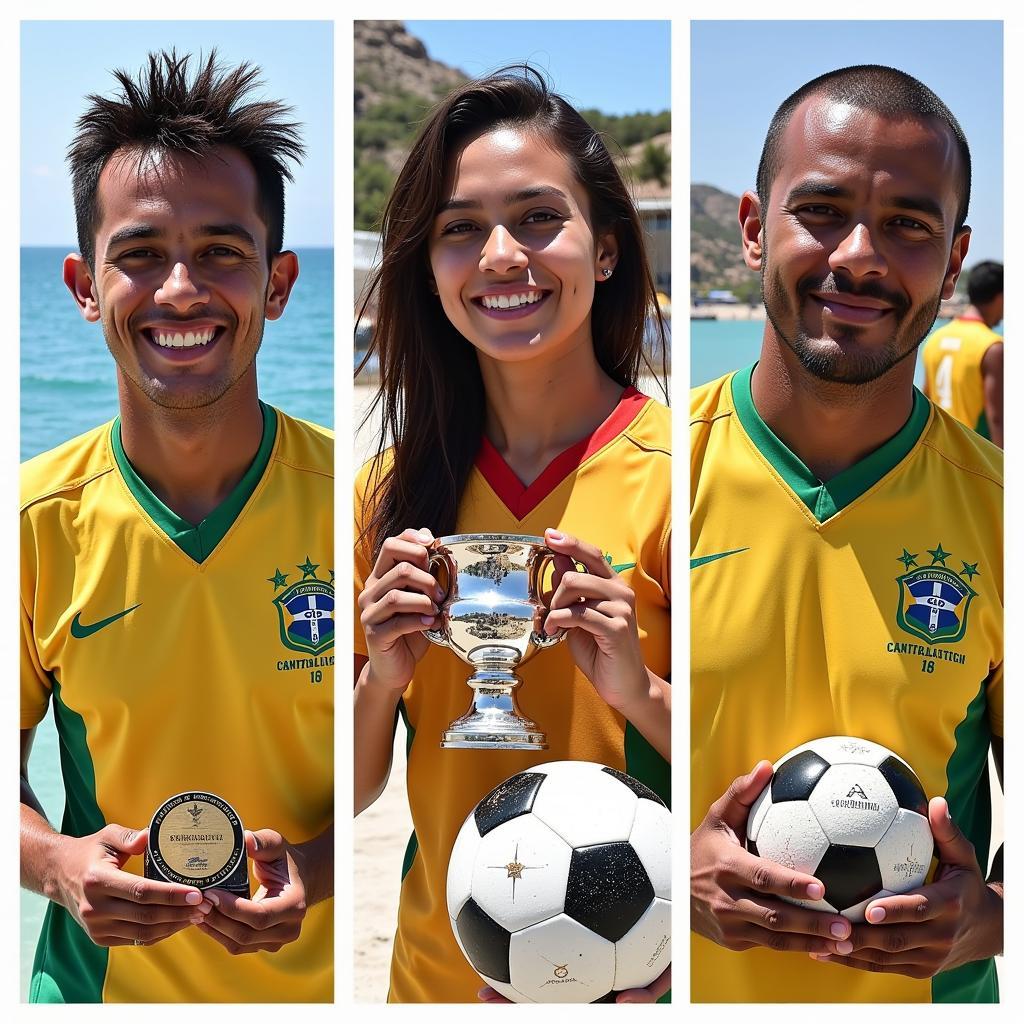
[354,21,671,230]
[691,183,760,301]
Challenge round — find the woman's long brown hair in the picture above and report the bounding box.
[357,66,667,558]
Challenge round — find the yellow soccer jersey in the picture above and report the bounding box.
[922,317,1002,438]
[21,403,334,1003]
[691,366,1002,1003]
[355,388,671,1003]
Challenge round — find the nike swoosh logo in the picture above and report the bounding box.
[611,562,637,573]
[690,548,749,570]
[70,604,141,639]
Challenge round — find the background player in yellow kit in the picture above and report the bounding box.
[690,66,1002,1002]
[20,52,333,1001]
[353,68,670,1003]
[922,261,1003,446]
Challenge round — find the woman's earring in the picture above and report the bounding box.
[601,268,613,278]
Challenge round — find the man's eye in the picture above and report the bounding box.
[523,210,559,224]
[892,217,928,231]
[208,245,241,257]
[798,205,838,217]
[120,249,157,259]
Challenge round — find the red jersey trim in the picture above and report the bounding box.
[475,387,650,520]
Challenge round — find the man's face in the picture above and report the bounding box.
[70,145,292,410]
[753,96,969,385]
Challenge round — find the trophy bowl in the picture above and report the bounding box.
[424,533,579,750]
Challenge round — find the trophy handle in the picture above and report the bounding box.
[423,544,455,646]
[529,547,589,648]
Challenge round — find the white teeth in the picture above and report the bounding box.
[154,328,216,348]
[481,291,542,310]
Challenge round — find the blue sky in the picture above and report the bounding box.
[691,20,1003,262]
[21,21,332,248]
[406,21,671,115]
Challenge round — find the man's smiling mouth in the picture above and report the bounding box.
[149,327,218,349]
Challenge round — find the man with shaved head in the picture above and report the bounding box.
[690,66,1002,1002]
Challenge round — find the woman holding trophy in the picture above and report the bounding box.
[353,67,671,1003]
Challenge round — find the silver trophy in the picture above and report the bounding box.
[424,533,580,750]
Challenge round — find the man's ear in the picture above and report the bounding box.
[941,226,972,300]
[738,191,764,272]
[63,253,101,323]
[265,250,300,320]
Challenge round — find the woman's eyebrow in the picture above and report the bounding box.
[437,185,569,214]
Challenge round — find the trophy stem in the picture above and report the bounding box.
[441,663,548,750]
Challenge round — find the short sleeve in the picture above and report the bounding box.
[21,599,51,729]
[353,458,385,659]
[986,662,1002,738]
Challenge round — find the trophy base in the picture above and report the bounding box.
[441,701,547,750]
[441,728,548,751]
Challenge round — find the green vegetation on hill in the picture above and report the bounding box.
[354,92,672,230]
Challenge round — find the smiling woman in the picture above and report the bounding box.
[353,66,672,1004]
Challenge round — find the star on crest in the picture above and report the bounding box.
[267,567,289,590]
[927,543,950,566]
[959,560,980,581]
[297,556,320,580]
[898,549,919,570]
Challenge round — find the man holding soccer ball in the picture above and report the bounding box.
[690,66,1002,1002]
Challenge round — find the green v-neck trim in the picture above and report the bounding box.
[111,402,278,563]
[731,363,931,523]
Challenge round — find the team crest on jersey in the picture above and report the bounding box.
[267,557,335,655]
[894,542,978,645]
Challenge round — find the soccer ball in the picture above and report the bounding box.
[446,760,671,1003]
[746,736,934,921]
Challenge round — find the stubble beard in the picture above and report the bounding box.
[103,317,263,411]
[759,237,942,386]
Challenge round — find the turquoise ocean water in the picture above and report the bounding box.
[690,316,940,389]
[19,246,333,998]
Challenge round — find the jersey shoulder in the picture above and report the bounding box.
[623,392,671,456]
[20,422,115,514]
[273,408,334,479]
[690,371,734,420]
[920,400,1003,491]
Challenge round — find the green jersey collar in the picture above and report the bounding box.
[111,402,278,563]
[731,363,930,523]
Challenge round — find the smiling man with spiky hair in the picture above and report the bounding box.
[20,51,334,1003]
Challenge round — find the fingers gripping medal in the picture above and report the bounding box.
[145,792,249,895]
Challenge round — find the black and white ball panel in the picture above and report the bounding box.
[629,798,672,900]
[509,914,615,1003]
[876,809,932,891]
[455,897,512,983]
[565,842,654,943]
[601,766,666,806]
[474,771,546,837]
[469,814,573,932]
[752,801,830,875]
[613,897,671,991]
[770,749,830,802]
[815,845,884,911]
[807,764,899,846]
[877,756,929,815]
[529,762,640,847]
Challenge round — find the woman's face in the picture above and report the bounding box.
[428,127,616,365]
